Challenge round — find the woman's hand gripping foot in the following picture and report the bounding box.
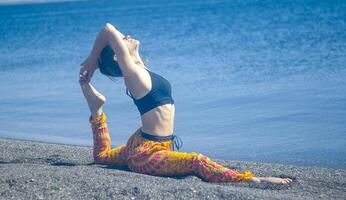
[79,55,98,84]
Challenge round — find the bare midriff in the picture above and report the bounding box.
[140,103,175,137]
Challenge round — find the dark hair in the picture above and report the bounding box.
[98,45,123,77]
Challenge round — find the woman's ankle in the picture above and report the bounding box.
[91,109,103,119]
[89,112,106,124]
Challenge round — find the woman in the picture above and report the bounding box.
[79,23,292,184]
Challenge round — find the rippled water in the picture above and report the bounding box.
[0,0,345,169]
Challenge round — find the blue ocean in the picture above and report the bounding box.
[0,0,345,169]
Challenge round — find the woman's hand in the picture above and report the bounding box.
[79,66,88,85]
[79,55,99,84]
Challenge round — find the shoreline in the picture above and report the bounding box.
[1,136,344,170]
[0,138,345,199]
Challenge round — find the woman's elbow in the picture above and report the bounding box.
[104,23,116,32]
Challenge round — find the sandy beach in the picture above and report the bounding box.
[0,138,345,200]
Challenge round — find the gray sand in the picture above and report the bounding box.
[0,138,345,200]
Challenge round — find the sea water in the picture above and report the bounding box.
[0,0,345,169]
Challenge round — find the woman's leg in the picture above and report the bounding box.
[128,150,253,182]
[129,149,294,184]
[80,82,127,165]
[125,135,253,183]
[128,147,292,184]
[89,112,127,165]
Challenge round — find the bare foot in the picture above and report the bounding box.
[80,82,106,118]
[252,177,293,185]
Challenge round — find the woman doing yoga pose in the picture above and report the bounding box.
[79,23,292,185]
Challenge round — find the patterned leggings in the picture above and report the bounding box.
[90,112,254,182]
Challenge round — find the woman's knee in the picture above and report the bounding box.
[93,154,108,164]
[93,146,110,164]
[126,160,142,174]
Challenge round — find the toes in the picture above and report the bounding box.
[282,178,292,184]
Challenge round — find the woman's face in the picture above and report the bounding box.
[123,35,140,53]
[113,35,140,62]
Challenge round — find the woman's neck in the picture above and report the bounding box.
[130,50,146,69]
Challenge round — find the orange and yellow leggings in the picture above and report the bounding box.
[90,112,254,182]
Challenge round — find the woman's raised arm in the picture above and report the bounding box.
[80,23,136,83]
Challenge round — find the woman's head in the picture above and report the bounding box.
[123,35,140,53]
[98,35,142,78]
[98,45,123,77]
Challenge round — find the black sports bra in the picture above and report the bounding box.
[126,69,174,115]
